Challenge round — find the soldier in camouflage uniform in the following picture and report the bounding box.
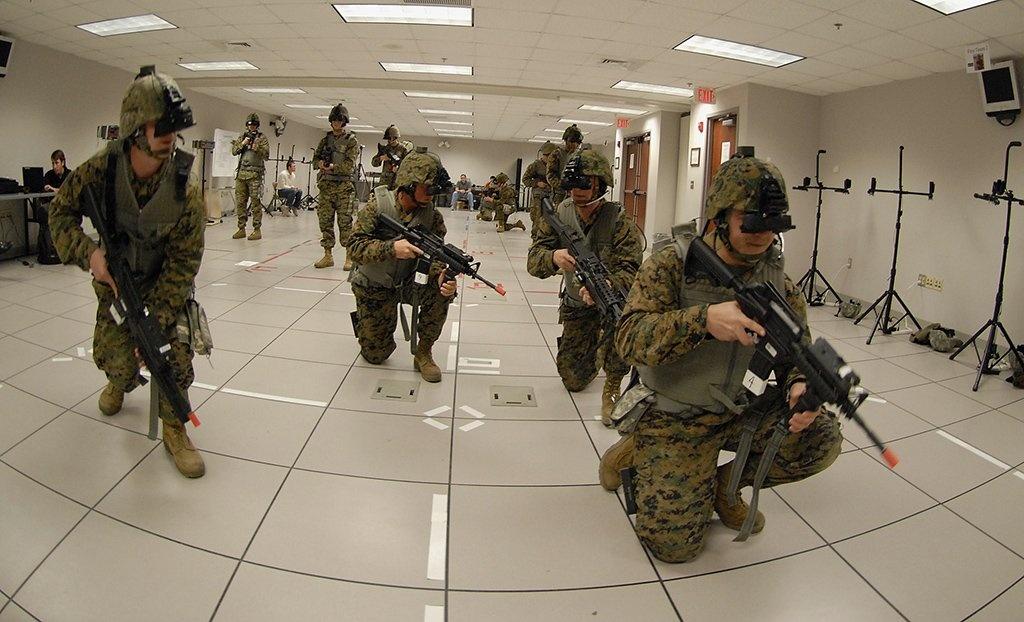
[522,142,557,238]
[600,156,842,562]
[485,173,526,233]
[528,150,642,425]
[313,103,360,270]
[546,124,584,206]
[48,66,206,478]
[347,150,456,383]
[231,113,270,241]
[372,125,410,190]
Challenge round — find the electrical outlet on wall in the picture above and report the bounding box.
[917,273,943,291]
[846,257,853,269]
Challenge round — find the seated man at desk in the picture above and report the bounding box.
[43,150,71,193]
[450,174,474,210]
[34,149,69,263]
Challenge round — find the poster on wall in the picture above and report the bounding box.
[966,43,991,73]
[212,128,240,178]
[720,141,732,164]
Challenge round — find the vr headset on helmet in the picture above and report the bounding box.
[739,172,794,234]
[560,156,592,191]
[137,66,194,137]
[426,164,453,196]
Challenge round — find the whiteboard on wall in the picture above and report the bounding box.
[212,128,240,178]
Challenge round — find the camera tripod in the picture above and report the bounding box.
[300,146,318,209]
[854,145,934,344]
[950,140,1024,391]
[792,149,851,306]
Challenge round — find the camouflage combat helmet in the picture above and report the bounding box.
[494,172,509,184]
[246,112,260,126]
[575,149,614,187]
[540,141,558,155]
[562,124,584,144]
[396,149,451,193]
[329,103,350,124]
[384,125,401,140]
[704,156,789,223]
[120,65,194,137]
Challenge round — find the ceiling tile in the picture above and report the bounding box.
[952,1,1024,38]
[901,17,987,48]
[834,69,895,87]
[997,31,1024,55]
[837,0,937,29]
[795,14,885,45]
[903,49,964,73]
[864,60,931,81]
[815,45,889,69]
[787,57,854,78]
[728,0,829,29]
[759,30,845,57]
[853,32,937,59]
[698,15,786,44]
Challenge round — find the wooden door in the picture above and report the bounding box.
[706,115,737,193]
[623,133,650,234]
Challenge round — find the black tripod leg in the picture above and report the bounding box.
[891,290,922,331]
[972,322,1002,391]
[854,291,886,326]
[812,267,844,306]
[950,320,993,361]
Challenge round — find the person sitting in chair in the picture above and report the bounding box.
[450,174,474,210]
[277,158,302,216]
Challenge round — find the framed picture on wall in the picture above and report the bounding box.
[689,147,700,167]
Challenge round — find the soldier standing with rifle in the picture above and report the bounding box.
[48,66,206,478]
[527,150,642,425]
[600,156,843,562]
[546,124,584,206]
[231,113,270,241]
[372,125,409,190]
[313,103,359,270]
[522,142,557,237]
[347,150,457,382]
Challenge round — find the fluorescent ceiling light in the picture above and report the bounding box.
[428,120,472,126]
[347,124,376,129]
[285,104,332,109]
[527,139,550,143]
[674,35,802,68]
[243,87,306,94]
[418,108,473,116]
[77,14,175,36]
[315,115,360,121]
[178,61,258,71]
[559,118,613,127]
[334,4,472,26]
[405,91,473,100]
[380,62,472,75]
[613,80,693,98]
[437,128,473,133]
[909,0,998,15]
[579,104,649,115]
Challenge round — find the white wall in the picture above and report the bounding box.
[614,110,681,245]
[674,113,692,226]
[682,83,751,223]
[818,69,1024,340]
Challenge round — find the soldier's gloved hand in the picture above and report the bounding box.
[394,239,424,260]
[706,301,764,346]
[787,382,821,433]
[89,247,119,298]
[553,249,576,272]
[438,269,458,297]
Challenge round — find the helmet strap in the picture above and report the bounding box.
[715,216,766,265]
[132,128,171,161]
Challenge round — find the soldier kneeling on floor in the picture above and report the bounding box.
[347,149,457,382]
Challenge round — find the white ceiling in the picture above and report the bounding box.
[2,0,1024,143]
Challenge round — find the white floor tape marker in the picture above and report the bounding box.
[459,420,485,432]
[458,405,486,419]
[422,418,449,431]
[450,321,460,342]
[423,405,451,417]
[273,286,327,294]
[234,260,259,267]
[936,430,1011,470]
[219,387,328,408]
[51,357,72,362]
[426,494,448,581]
[424,605,444,622]
[446,344,458,372]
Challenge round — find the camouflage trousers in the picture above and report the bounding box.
[351,281,450,364]
[317,180,356,250]
[557,306,629,391]
[91,282,194,424]
[235,174,264,230]
[495,204,523,231]
[633,403,842,563]
[529,194,546,239]
[477,206,495,222]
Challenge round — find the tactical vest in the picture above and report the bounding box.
[556,199,621,309]
[350,186,434,289]
[322,131,355,182]
[637,226,786,414]
[106,140,193,295]
[238,133,264,173]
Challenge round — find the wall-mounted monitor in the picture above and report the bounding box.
[0,35,13,78]
[979,60,1020,117]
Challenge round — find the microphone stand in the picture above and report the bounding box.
[854,145,934,344]
[949,140,1024,391]
[792,149,851,307]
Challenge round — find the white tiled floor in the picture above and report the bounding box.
[1,208,1023,621]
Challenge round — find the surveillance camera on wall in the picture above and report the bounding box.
[269,115,287,137]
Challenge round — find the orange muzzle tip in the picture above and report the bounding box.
[881,448,899,468]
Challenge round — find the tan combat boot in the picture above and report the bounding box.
[512,220,526,231]
[413,343,442,383]
[601,373,624,427]
[314,248,334,269]
[232,227,246,239]
[714,462,764,533]
[98,382,124,416]
[599,434,635,491]
[342,254,353,271]
[247,228,262,241]
[162,419,205,478]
